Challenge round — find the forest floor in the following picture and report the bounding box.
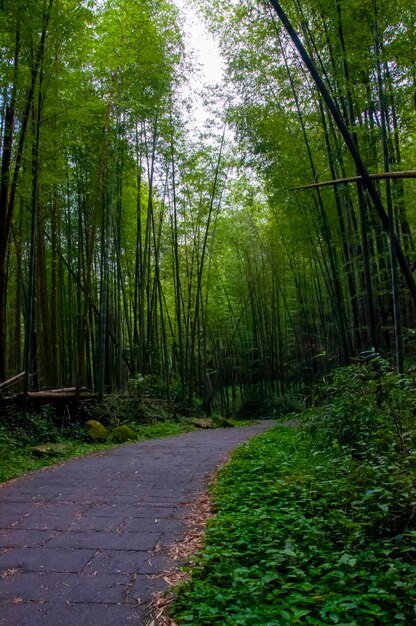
[0,420,275,626]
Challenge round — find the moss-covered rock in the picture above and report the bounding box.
[85,420,108,440]
[112,425,137,442]
[190,418,216,429]
[31,443,67,457]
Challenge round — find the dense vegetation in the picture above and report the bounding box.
[1,2,415,621]
[171,360,416,625]
[1,0,415,414]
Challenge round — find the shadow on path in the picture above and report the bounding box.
[0,421,275,625]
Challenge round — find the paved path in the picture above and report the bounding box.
[0,422,275,625]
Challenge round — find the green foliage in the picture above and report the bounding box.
[84,396,142,428]
[306,358,416,456]
[171,414,416,624]
[264,393,306,418]
[237,392,305,420]
[0,406,62,447]
[83,387,180,427]
[0,416,112,483]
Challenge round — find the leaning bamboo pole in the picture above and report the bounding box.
[0,371,25,390]
[292,170,416,191]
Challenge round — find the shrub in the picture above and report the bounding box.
[237,392,305,420]
[306,357,416,458]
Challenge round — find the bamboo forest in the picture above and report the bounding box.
[1,1,416,625]
[0,0,415,408]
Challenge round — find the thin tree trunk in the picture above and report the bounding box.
[0,0,53,381]
[373,0,403,371]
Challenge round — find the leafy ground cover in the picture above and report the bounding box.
[171,363,416,625]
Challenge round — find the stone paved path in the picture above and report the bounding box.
[0,422,275,625]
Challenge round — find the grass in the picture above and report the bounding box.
[170,424,416,625]
[0,439,112,483]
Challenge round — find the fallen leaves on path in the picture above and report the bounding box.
[146,459,229,626]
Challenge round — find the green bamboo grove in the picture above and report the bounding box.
[1,0,415,411]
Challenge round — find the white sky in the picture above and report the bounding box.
[174,0,224,85]
[173,0,225,125]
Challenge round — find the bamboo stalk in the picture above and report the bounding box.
[292,170,416,191]
[0,371,25,390]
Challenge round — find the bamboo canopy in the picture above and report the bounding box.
[268,0,416,306]
[292,170,416,191]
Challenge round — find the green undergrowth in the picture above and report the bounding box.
[0,438,113,483]
[171,424,416,625]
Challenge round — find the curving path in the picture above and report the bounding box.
[0,421,275,625]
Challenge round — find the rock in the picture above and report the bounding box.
[190,418,216,429]
[112,425,137,442]
[85,420,108,440]
[31,443,67,457]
